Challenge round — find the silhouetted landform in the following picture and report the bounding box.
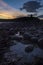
[0,16,43,29]
[0,16,43,23]
[0,16,40,22]
[0,17,43,26]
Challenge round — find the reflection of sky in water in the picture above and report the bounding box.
[8,41,43,63]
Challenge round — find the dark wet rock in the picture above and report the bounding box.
[29,27,37,32]
[9,28,15,35]
[31,37,38,44]
[11,35,23,42]
[21,33,32,44]
[7,61,17,65]
[25,44,34,53]
[33,56,43,65]
[22,40,31,45]
[20,31,24,35]
[4,52,23,65]
[14,36,22,41]
[23,33,31,41]
[35,34,39,38]
[13,41,17,45]
[24,62,32,65]
[38,38,43,49]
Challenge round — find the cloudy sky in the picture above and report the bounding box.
[0,0,43,19]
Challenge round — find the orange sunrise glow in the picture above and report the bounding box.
[0,0,27,19]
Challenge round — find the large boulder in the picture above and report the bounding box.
[31,37,38,44]
[22,33,31,44]
[25,44,34,53]
[23,33,31,41]
[38,38,43,49]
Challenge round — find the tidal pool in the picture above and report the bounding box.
[4,40,43,64]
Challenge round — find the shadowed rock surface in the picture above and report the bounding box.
[25,45,34,53]
[38,38,43,49]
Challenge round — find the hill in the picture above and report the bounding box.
[0,16,40,22]
[0,16,43,27]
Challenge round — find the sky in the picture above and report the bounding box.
[0,0,43,19]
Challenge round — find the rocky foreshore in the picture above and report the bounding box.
[0,17,43,65]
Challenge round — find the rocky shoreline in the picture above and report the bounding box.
[0,18,43,65]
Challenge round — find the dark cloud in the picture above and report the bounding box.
[20,1,43,12]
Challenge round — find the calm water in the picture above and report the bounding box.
[4,40,43,63]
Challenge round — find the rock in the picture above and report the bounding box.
[4,52,22,63]
[38,38,43,49]
[7,61,17,65]
[21,33,32,45]
[23,33,31,41]
[25,44,34,53]
[24,62,32,65]
[31,37,38,44]
[20,31,24,35]
[22,40,30,45]
[11,35,23,42]
[33,56,43,65]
